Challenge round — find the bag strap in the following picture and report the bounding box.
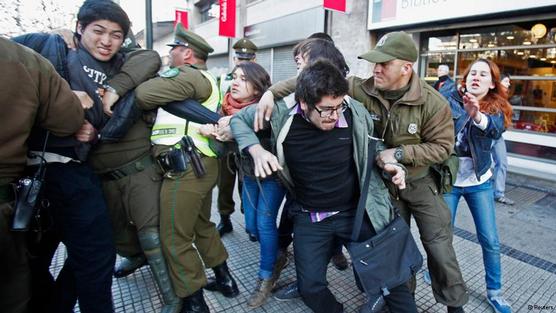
[350,136,378,242]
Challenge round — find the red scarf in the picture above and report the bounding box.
[221,92,257,116]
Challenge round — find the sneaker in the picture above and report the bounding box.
[495,196,515,205]
[273,281,300,301]
[331,252,349,271]
[359,295,385,313]
[423,270,432,285]
[487,291,512,313]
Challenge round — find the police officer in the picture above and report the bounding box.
[135,24,239,313]
[219,38,258,97]
[256,31,469,313]
[88,46,187,312]
[215,37,258,237]
[354,32,468,313]
[0,37,84,313]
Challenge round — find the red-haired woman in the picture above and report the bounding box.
[443,58,513,313]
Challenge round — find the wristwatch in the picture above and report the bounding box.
[394,147,404,162]
[104,84,117,94]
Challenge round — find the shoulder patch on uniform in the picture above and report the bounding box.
[160,68,180,78]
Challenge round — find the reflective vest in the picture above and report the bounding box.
[151,70,220,157]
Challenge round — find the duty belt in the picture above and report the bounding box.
[101,154,154,181]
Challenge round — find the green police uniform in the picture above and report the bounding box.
[88,49,183,311]
[216,38,258,220]
[0,37,84,313]
[89,49,162,260]
[135,25,229,298]
[353,32,468,308]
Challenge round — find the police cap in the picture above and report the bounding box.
[167,23,214,58]
[232,38,257,60]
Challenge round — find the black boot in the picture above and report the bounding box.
[114,254,146,278]
[204,261,239,298]
[216,214,233,237]
[180,289,209,313]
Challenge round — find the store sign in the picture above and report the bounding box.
[174,9,188,29]
[219,0,236,37]
[324,0,346,12]
[368,0,556,30]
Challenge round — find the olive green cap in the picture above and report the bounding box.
[167,23,214,58]
[232,38,257,60]
[358,31,418,63]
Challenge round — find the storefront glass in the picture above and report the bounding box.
[420,19,556,162]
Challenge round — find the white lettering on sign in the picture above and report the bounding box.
[368,0,556,30]
[82,65,107,85]
[401,0,445,9]
[221,0,227,22]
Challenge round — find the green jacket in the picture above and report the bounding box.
[348,73,454,180]
[270,73,455,180]
[230,97,395,232]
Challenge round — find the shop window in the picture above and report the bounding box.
[197,0,219,23]
[421,19,556,142]
[421,34,458,52]
[419,52,455,85]
[459,23,556,49]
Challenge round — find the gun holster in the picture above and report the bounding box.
[11,177,42,231]
[157,147,190,177]
[181,136,206,178]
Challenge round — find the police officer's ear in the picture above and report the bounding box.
[401,62,413,76]
[184,47,195,60]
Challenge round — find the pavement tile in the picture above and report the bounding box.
[53,184,556,313]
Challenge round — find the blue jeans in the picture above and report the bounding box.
[444,180,502,291]
[491,137,508,199]
[242,176,285,279]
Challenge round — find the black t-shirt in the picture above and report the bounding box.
[283,109,358,212]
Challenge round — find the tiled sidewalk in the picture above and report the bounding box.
[52,181,556,313]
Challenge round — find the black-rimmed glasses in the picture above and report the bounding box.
[313,101,348,118]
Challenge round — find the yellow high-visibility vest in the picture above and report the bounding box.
[151,70,220,157]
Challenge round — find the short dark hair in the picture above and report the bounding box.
[292,38,349,77]
[307,32,333,43]
[295,60,348,109]
[233,62,271,100]
[77,0,131,38]
[192,50,208,62]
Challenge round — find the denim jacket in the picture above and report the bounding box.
[444,88,505,179]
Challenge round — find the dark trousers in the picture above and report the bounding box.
[278,196,343,254]
[31,162,116,313]
[0,200,31,313]
[292,206,416,313]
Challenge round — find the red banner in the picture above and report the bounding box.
[219,0,236,37]
[174,9,188,29]
[323,0,346,12]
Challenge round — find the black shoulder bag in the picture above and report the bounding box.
[347,137,423,312]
